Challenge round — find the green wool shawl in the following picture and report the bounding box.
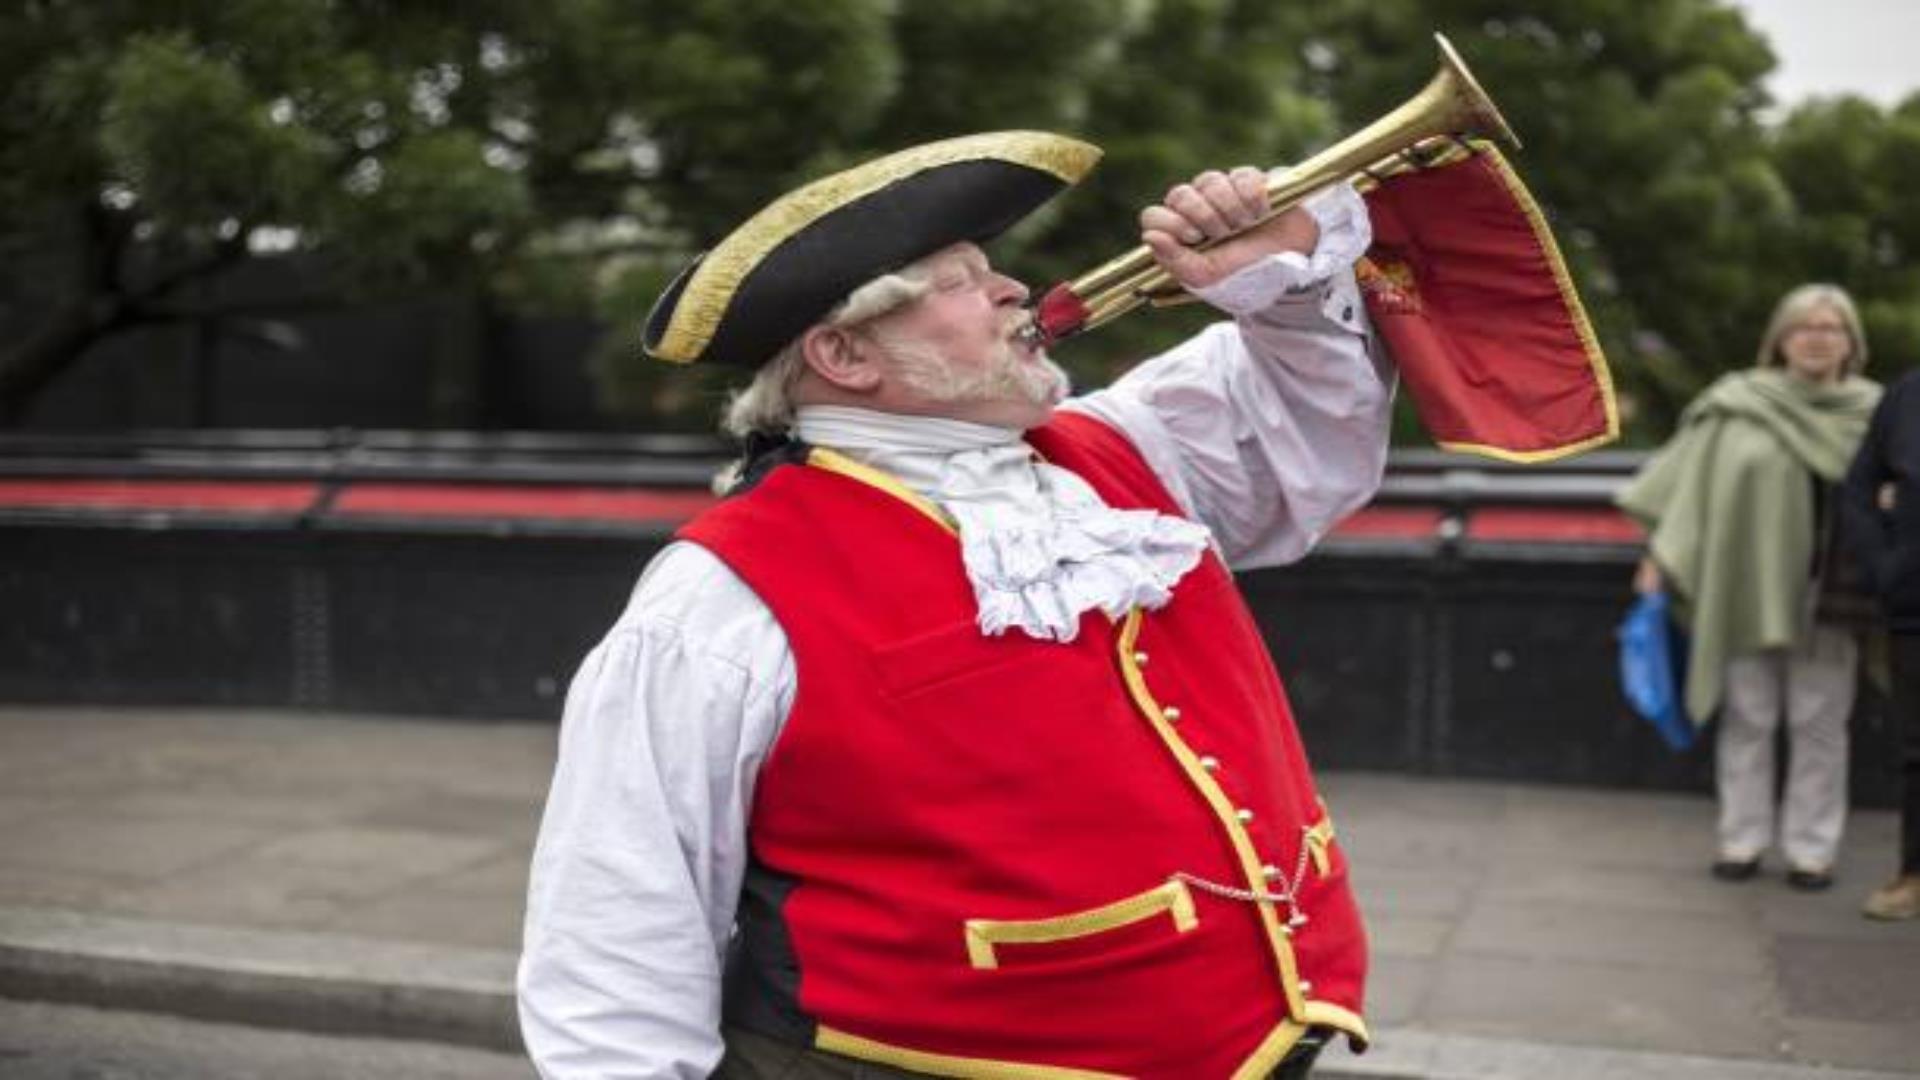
[1616,368,1880,724]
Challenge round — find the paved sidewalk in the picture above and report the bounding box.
[1,706,1916,1077]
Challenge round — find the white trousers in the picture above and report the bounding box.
[1717,625,1857,870]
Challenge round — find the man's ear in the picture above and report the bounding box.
[799,325,882,393]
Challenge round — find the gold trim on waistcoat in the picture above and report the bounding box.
[1305,806,1337,879]
[814,1027,1126,1079]
[807,447,957,534]
[1113,608,1315,1017]
[816,1013,1367,1080]
[1230,1020,1312,1080]
[1226,1010,1373,1080]
[1302,1001,1370,1045]
[964,878,1198,970]
[792,454,1375,1069]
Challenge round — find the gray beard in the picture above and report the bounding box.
[886,337,1071,411]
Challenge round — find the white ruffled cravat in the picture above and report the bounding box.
[794,405,1212,643]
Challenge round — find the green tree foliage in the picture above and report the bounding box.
[591,0,1165,426]
[1014,0,1337,383]
[1301,0,1920,435]
[6,1,1919,439]
[0,0,898,422]
[1298,0,1779,435]
[1,0,1343,428]
[1768,96,1920,385]
[590,0,1345,426]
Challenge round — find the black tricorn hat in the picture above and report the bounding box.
[643,131,1102,369]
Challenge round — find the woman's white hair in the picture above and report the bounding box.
[1755,282,1869,375]
[720,261,936,439]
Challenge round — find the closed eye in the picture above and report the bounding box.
[935,270,981,293]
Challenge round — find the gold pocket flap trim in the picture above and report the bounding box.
[964,879,1198,971]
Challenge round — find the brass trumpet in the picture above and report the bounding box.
[1029,33,1520,345]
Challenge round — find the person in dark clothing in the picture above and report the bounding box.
[1841,369,1920,919]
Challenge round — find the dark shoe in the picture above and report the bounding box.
[1711,857,1760,882]
[1786,867,1834,892]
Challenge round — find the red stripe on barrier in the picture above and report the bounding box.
[0,479,319,513]
[1331,506,1446,539]
[0,477,1647,544]
[330,483,719,523]
[1467,506,1643,544]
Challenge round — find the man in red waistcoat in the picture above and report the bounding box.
[520,132,1393,1080]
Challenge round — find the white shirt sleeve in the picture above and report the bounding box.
[1063,183,1396,570]
[518,540,794,1080]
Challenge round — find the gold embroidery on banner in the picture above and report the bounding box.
[814,1027,1125,1080]
[652,132,1103,363]
[964,879,1198,970]
[1355,256,1422,315]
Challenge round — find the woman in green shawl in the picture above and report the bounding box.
[1618,283,1881,891]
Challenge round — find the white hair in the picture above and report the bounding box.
[1754,282,1869,375]
[720,263,936,439]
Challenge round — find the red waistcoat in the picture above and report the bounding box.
[679,412,1369,1079]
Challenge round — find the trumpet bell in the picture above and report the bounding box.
[1035,33,1520,344]
[1432,33,1519,154]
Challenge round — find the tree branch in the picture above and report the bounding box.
[126,230,250,307]
[0,207,257,423]
[129,291,353,323]
[0,200,138,423]
[0,296,132,424]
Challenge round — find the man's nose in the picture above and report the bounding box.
[990,273,1030,306]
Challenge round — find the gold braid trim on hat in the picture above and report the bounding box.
[650,131,1102,364]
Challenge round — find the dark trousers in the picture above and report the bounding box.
[715,1025,1329,1079]
[1891,635,1920,872]
[716,1027,921,1080]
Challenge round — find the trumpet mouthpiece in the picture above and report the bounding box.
[1032,283,1091,346]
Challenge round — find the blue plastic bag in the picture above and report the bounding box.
[1617,591,1695,751]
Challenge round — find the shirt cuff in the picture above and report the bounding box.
[1189,183,1373,318]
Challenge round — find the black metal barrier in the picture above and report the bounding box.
[0,432,1900,806]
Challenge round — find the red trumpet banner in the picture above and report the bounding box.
[1360,142,1618,462]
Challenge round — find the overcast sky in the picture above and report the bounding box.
[1733,0,1918,106]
